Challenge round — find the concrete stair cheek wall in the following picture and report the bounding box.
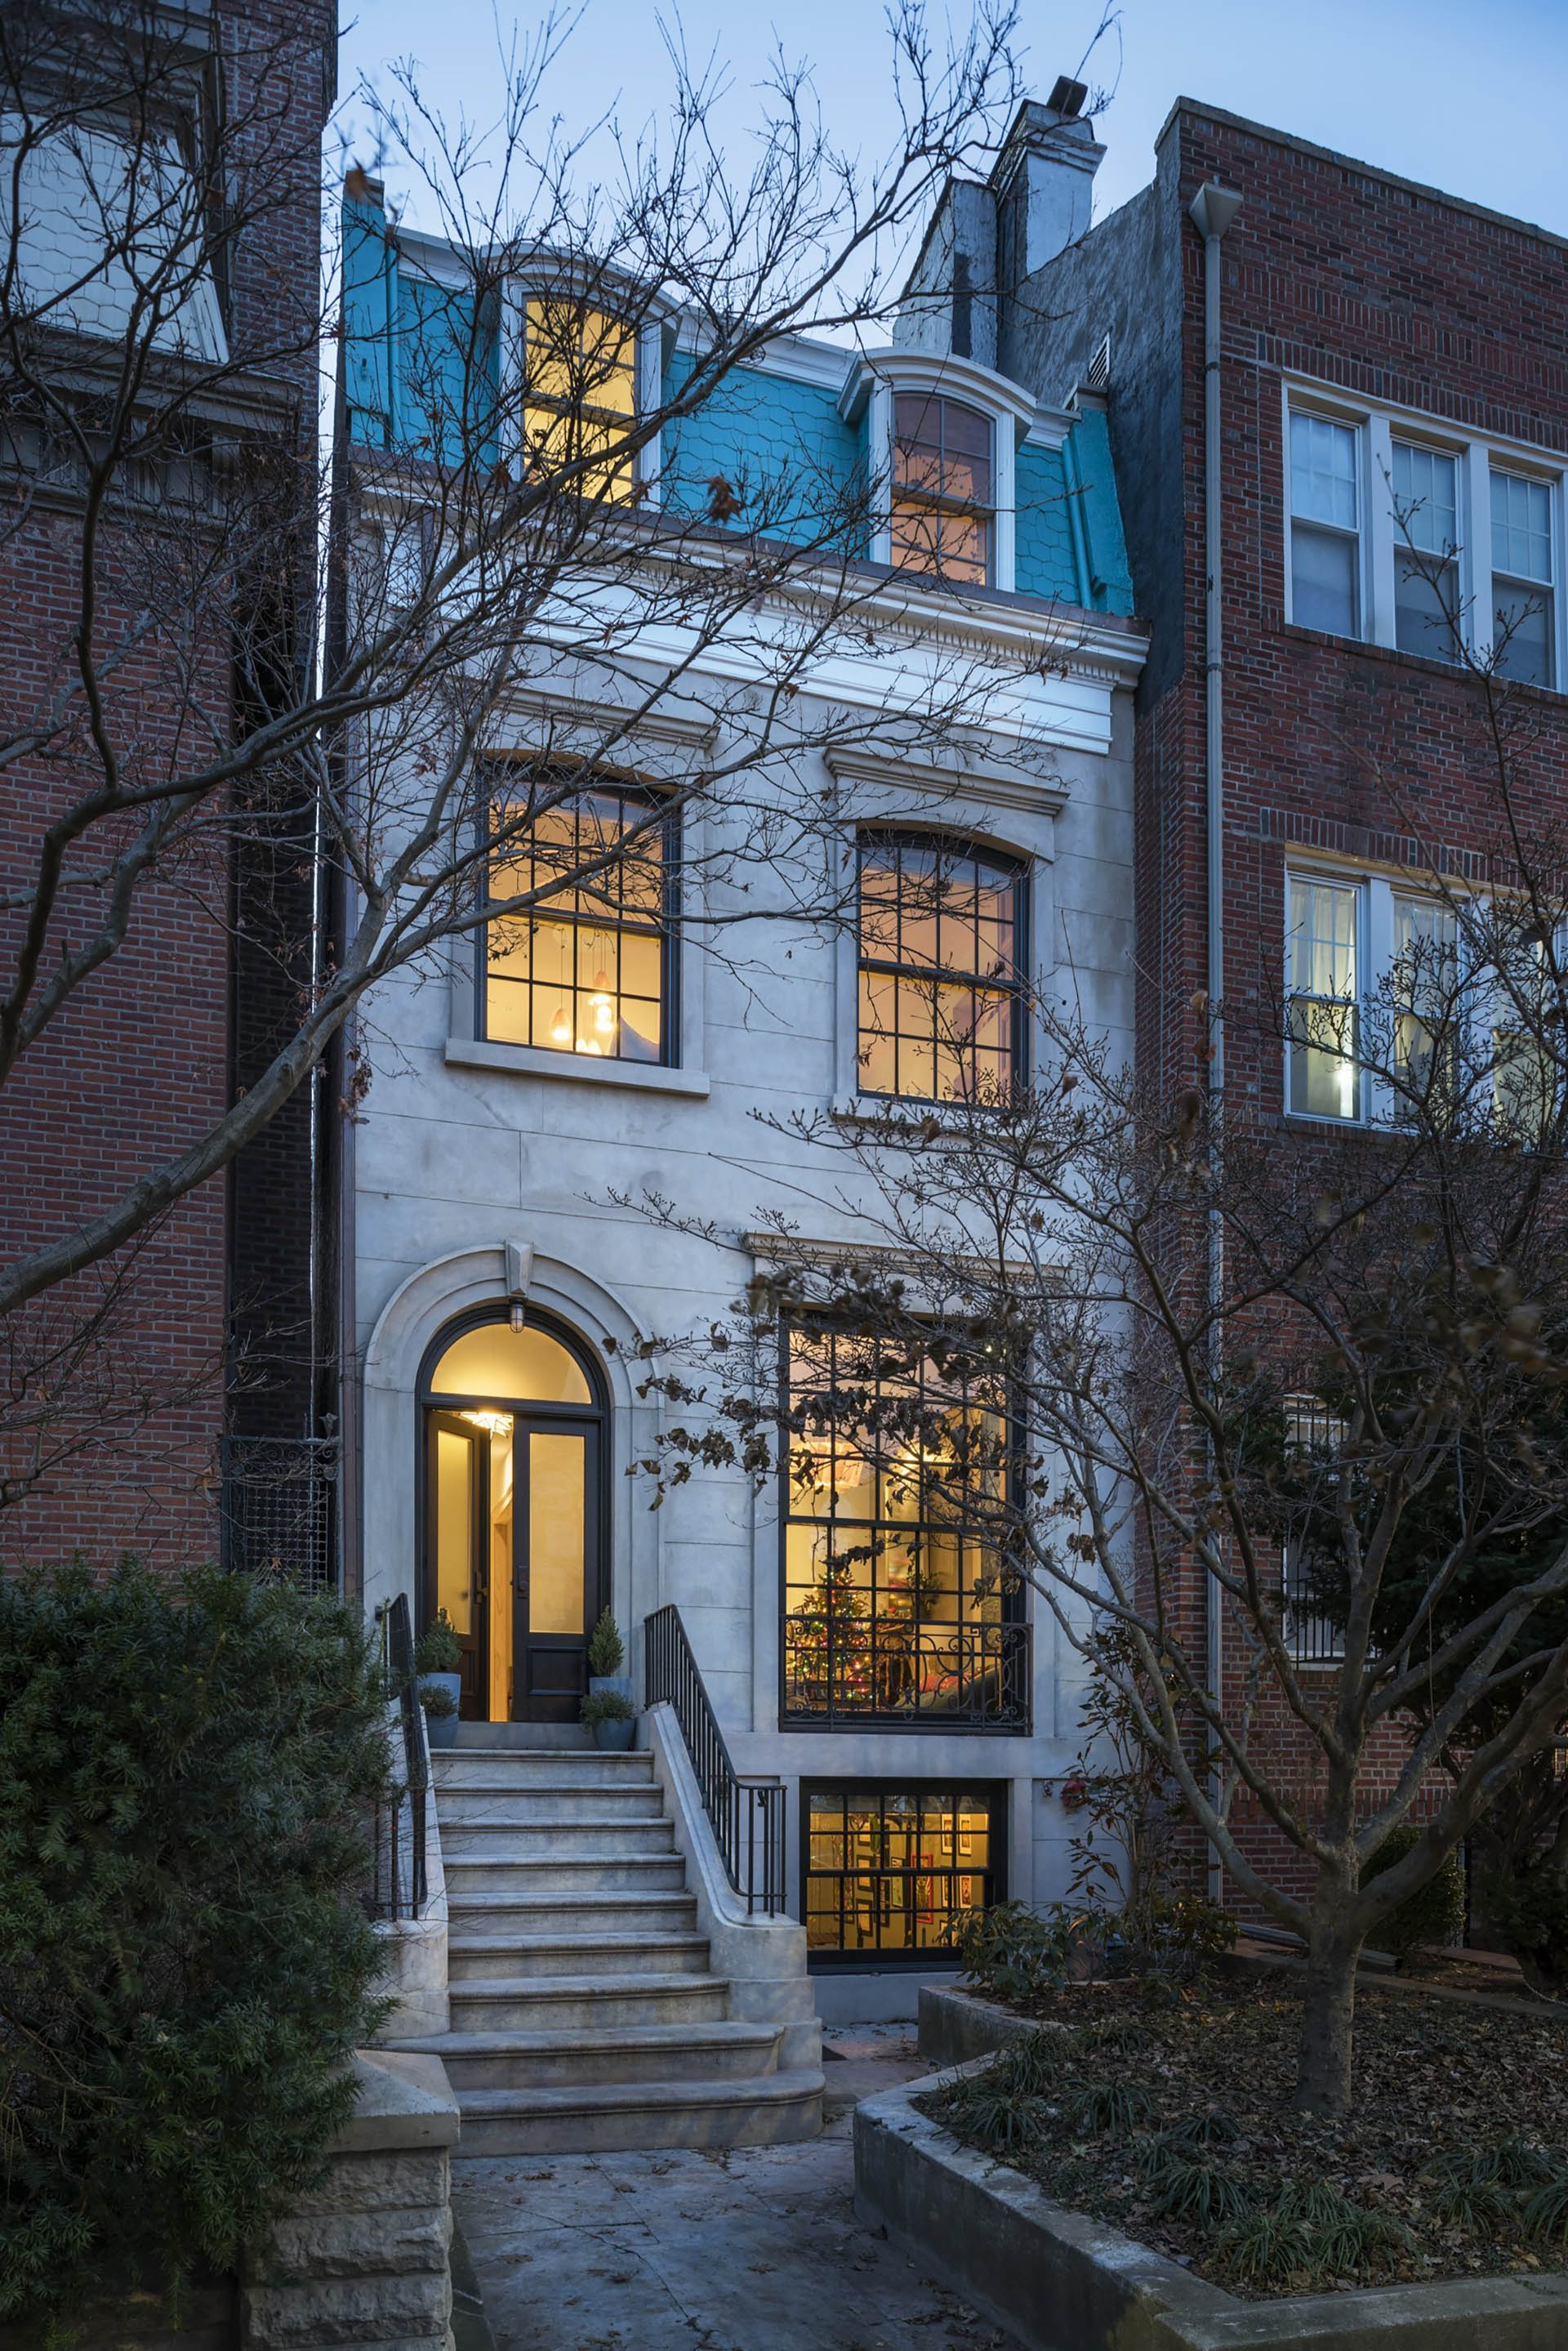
[383,1733,824,2155]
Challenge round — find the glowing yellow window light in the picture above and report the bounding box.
[523,297,636,503]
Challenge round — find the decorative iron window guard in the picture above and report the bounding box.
[782,1617,1031,1729]
[220,1433,337,1593]
[365,1593,430,1922]
[644,1603,785,1916]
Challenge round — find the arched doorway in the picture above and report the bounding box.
[419,1311,608,1724]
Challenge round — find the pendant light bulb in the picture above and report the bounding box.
[550,1004,571,1044]
[593,991,615,1036]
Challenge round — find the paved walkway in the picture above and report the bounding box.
[451,2027,1021,2351]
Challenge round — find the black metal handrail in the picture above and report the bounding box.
[366,1593,430,1921]
[644,1604,785,1917]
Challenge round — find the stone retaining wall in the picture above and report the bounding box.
[241,2051,459,2351]
[854,2068,1568,2351]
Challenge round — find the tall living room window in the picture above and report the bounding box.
[483,783,674,1064]
[782,1323,1028,1729]
[857,835,1025,1103]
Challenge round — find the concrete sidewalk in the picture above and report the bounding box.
[452,2026,1021,2351]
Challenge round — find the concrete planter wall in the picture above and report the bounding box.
[854,2068,1568,2351]
[918,1982,1052,2067]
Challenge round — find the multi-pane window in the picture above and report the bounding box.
[804,1785,1000,1960]
[1392,895,1459,1112]
[484,785,672,1064]
[1280,1397,1348,1667]
[782,1325,1027,1728]
[890,395,992,585]
[1492,471,1555,689]
[857,836,1024,1102]
[1286,877,1360,1120]
[1391,441,1460,662]
[521,297,636,500]
[1290,413,1361,636]
[1491,931,1561,1145]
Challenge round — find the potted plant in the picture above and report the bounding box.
[582,1687,637,1752]
[414,1609,463,1750]
[417,1677,459,1749]
[586,1608,633,1705]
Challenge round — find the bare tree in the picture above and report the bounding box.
[628,740,1568,2115]
[0,0,1059,1506]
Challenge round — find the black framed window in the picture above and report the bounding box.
[858,834,1026,1103]
[890,394,992,584]
[782,1323,1028,1729]
[804,1782,1004,1963]
[483,783,675,1064]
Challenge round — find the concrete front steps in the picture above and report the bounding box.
[386,1741,823,2154]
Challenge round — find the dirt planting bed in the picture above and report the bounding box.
[920,1976,1568,2299]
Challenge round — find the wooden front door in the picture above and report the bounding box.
[425,1412,489,1717]
[514,1417,600,1722]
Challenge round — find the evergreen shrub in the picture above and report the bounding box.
[0,1559,391,2323]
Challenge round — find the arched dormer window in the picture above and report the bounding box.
[891,394,992,584]
[838,351,1036,592]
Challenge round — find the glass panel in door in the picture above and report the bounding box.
[427,1412,488,1716]
[515,1422,599,1720]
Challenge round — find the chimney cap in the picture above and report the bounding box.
[1047,74,1089,118]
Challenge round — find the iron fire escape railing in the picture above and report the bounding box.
[365,1593,430,1921]
[644,1603,785,1918]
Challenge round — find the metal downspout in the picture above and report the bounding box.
[1188,179,1242,1906]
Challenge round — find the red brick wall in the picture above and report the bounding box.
[0,2,333,1572]
[1147,109,1568,1908]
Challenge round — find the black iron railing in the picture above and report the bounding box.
[782,1616,1031,1729]
[366,1594,430,1921]
[644,1604,785,1917]
[220,1434,338,1593]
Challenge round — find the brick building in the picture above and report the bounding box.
[0,1,337,1575]
[903,87,1568,1908]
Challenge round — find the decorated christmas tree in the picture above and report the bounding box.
[787,1555,875,1708]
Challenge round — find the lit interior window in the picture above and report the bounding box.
[890,394,992,584]
[485,784,670,1064]
[522,297,636,501]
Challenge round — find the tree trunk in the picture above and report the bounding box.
[1294,1909,1362,2114]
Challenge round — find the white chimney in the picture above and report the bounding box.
[993,79,1106,279]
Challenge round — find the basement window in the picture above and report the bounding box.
[803,1782,1004,1965]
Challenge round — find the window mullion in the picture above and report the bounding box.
[1366,413,1396,649]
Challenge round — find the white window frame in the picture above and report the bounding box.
[1488,461,1560,691]
[838,351,1036,593]
[1284,865,1370,1125]
[1284,402,1369,640]
[1282,379,1568,692]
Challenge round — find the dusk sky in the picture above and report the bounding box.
[335,0,1568,257]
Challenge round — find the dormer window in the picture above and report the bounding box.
[838,353,1036,594]
[520,297,638,501]
[891,394,993,585]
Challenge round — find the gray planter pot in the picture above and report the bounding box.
[417,1671,462,1749]
[592,1714,638,1751]
[590,1673,634,1705]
